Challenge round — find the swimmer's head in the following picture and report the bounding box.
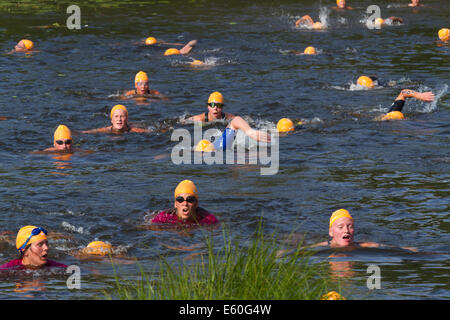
[438,28,449,42]
[381,111,405,121]
[15,39,34,52]
[208,91,224,104]
[195,139,215,152]
[374,18,385,27]
[312,22,324,30]
[303,46,317,55]
[174,180,199,221]
[329,209,354,247]
[83,241,113,256]
[145,37,157,45]
[134,71,149,94]
[191,59,204,66]
[321,291,346,300]
[16,225,48,253]
[164,48,181,56]
[110,104,128,130]
[357,76,374,89]
[276,118,295,133]
[53,125,73,151]
[336,0,346,9]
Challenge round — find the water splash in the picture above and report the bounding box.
[61,221,87,234]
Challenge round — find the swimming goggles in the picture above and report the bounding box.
[55,139,72,145]
[175,196,197,203]
[18,227,48,252]
[208,103,224,109]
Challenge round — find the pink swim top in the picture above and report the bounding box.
[0,258,67,270]
[150,207,218,225]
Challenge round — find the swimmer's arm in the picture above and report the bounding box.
[185,113,204,122]
[229,116,271,143]
[296,15,314,27]
[179,40,197,55]
[395,89,435,102]
[80,127,111,134]
[359,242,418,252]
[130,126,152,133]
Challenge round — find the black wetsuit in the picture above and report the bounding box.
[388,99,405,112]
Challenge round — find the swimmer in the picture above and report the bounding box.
[123,71,168,100]
[373,16,404,28]
[438,28,449,42]
[31,125,79,154]
[0,226,67,270]
[187,91,235,123]
[310,209,417,251]
[81,104,151,133]
[164,39,198,56]
[142,36,184,47]
[408,0,422,7]
[333,0,353,10]
[276,118,305,133]
[0,116,7,120]
[8,39,35,54]
[378,89,435,121]
[149,180,219,226]
[295,15,325,30]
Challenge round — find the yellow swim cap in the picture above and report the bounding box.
[145,37,157,45]
[303,46,317,55]
[208,91,224,104]
[277,118,295,132]
[195,139,215,152]
[321,291,346,300]
[18,39,34,50]
[164,48,181,56]
[374,18,385,26]
[174,180,198,199]
[84,241,113,256]
[438,28,449,42]
[357,76,374,88]
[54,125,72,141]
[329,209,353,229]
[16,225,47,252]
[381,111,405,121]
[135,71,149,84]
[110,104,128,119]
[312,22,324,30]
[191,59,204,66]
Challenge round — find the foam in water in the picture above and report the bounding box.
[61,221,87,234]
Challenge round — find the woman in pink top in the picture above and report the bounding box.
[150,180,218,226]
[0,225,67,270]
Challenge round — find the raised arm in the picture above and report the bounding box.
[228,116,271,143]
[395,89,435,102]
[295,15,314,27]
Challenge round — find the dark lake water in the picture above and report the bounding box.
[0,0,448,299]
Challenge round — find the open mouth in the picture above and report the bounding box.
[342,235,351,240]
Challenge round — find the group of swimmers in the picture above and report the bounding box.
[1,1,447,278]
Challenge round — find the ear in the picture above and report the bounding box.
[329,228,333,238]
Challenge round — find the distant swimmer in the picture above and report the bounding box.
[122,71,168,100]
[438,28,449,42]
[149,180,219,226]
[142,36,184,47]
[372,16,404,28]
[164,39,198,56]
[31,124,83,154]
[186,92,271,151]
[0,226,67,270]
[310,209,418,251]
[81,104,151,134]
[0,116,7,120]
[408,0,423,7]
[333,0,353,10]
[379,89,435,121]
[295,15,326,30]
[8,39,35,54]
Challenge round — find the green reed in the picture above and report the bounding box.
[107,224,336,300]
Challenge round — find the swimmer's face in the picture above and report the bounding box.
[111,109,128,130]
[54,138,73,151]
[24,239,49,267]
[207,102,224,119]
[174,193,198,221]
[329,217,355,247]
[135,81,149,95]
[337,0,346,8]
[14,40,29,52]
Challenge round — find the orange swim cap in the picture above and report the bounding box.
[84,241,113,256]
[164,48,181,56]
[18,39,34,50]
[381,111,405,121]
[54,125,72,142]
[195,139,215,152]
[303,46,317,55]
[329,209,353,229]
[110,104,128,119]
[145,37,157,45]
[208,91,224,104]
[191,59,204,66]
[321,291,346,300]
[174,180,198,199]
[357,76,374,89]
[374,18,385,26]
[16,225,47,252]
[135,71,149,84]
[438,28,449,42]
[276,118,295,133]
